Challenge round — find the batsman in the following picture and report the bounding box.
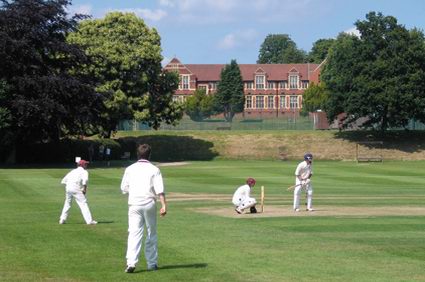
[293,153,314,212]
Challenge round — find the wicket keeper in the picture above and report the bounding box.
[232,178,257,214]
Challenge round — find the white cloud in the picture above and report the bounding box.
[344,26,361,37]
[217,29,258,50]
[67,4,92,16]
[118,8,167,21]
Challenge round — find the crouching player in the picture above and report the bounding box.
[232,178,257,214]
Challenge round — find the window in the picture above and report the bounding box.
[246,96,252,109]
[279,81,288,89]
[255,96,264,109]
[301,81,309,89]
[198,85,207,91]
[245,82,254,89]
[267,96,274,109]
[181,75,190,90]
[289,95,298,109]
[209,82,217,90]
[267,82,275,89]
[279,95,286,109]
[255,75,265,89]
[289,75,299,89]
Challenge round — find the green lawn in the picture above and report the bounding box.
[1,160,425,281]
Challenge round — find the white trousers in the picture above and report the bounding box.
[293,182,313,210]
[60,190,94,224]
[233,197,256,211]
[126,202,158,268]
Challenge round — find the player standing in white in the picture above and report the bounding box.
[232,178,257,214]
[59,160,97,225]
[121,144,167,273]
[293,153,314,212]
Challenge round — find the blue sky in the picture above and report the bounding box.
[69,0,425,64]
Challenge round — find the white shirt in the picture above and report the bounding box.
[61,166,88,192]
[232,184,251,204]
[295,160,313,180]
[120,160,165,206]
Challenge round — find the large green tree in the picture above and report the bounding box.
[322,12,425,131]
[184,89,215,121]
[258,34,306,64]
[215,60,244,122]
[307,38,335,63]
[301,82,329,115]
[68,12,182,137]
[0,0,105,146]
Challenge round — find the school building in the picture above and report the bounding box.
[164,57,324,118]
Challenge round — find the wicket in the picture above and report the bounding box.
[260,186,265,213]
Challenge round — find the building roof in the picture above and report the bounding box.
[165,58,321,82]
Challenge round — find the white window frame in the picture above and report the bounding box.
[267,82,275,89]
[279,95,286,109]
[255,95,264,109]
[289,95,298,109]
[209,82,217,90]
[289,75,299,89]
[246,96,252,109]
[267,96,274,109]
[181,75,190,90]
[245,82,254,90]
[255,75,265,89]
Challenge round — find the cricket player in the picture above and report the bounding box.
[232,178,257,214]
[59,159,97,225]
[121,144,167,274]
[293,153,314,212]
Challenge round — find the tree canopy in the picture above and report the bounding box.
[307,38,335,63]
[322,12,425,130]
[215,60,244,122]
[184,88,215,122]
[0,0,105,146]
[257,34,306,64]
[68,12,182,137]
[301,82,329,115]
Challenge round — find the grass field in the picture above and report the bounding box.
[1,160,425,281]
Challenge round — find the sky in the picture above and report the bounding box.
[68,0,425,65]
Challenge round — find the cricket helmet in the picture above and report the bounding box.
[304,153,313,161]
[246,177,256,186]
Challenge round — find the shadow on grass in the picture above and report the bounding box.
[118,135,218,162]
[333,130,425,153]
[134,263,208,273]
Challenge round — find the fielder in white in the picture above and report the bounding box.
[232,178,257,214]
[121,144,167,274]
[293,153,314,212]
[59,160,97,225]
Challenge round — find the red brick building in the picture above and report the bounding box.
[164,58,323,118]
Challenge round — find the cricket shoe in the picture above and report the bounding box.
[88,220,98,225]
[59,219,66,224]
[125,265,135,273]
[294,208,300,212]
[306,208,314,212]
[148,264,158,271]
[235,208,242,214]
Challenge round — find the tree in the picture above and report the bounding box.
[215,60,244,122]
[307,38,335,63]
[184,89,215,121]
[301,82,329,115]
[0,0,105,146]
[257,34,306,64]
[322,12,425,131]
[68,12,182,137]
